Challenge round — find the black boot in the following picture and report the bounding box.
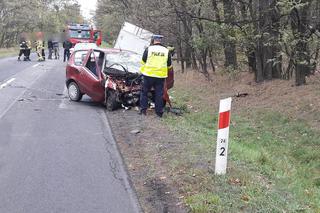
[138,110,146,115]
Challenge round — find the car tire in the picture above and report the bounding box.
[68,81,82,102]
[106,90,118,111]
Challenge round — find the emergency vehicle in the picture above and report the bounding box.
[66,23,102,47]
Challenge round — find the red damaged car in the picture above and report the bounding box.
[66,48,174,110]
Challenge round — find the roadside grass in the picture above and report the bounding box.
[0,48,18,58]
[162,79,320,212]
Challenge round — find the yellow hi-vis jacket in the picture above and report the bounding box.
[36,40,44,50]
[140,45,170,78]
[26,40,32,49]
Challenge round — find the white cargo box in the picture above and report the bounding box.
[114,22,154,55]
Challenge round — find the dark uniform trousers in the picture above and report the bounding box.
[64,49,70,62]
[140,75,165,116]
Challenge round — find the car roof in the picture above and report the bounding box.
[73,47,140,55]
[74,43,97,48]
[101,48,139,54]
[75,42,96,46]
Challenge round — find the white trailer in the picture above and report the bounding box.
[114,22,154,56]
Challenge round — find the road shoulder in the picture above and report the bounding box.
[106,110,188,213]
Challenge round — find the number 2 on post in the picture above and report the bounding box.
[220,147,225,156]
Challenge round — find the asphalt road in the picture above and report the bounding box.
[0,53,140,213]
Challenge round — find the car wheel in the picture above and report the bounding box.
[106,90,119,111]
[68,81,82,101]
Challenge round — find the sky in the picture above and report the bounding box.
[77,0,97,20]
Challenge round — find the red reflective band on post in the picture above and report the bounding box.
[219,111,230,129]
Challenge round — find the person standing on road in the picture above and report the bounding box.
[47,39,53,60]
[25,39,32,61]
[18,39,27,61]
[35,32,45,61]
[35,40,45,61]
[139,35,172,118]
[52,40,59,59]
[18,33,29,61]
[63,40,72,62]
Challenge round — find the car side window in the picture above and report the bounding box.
[95,51,105,71]
[85,52,97,77]
[74,50,87,66]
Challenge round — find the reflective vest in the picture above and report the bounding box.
[36,40,44,50]
[20,41,27,49]
[141,45,169,78]
[26,40,32,49]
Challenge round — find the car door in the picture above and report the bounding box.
[66,50,87,85]
[166,67,174,90]
[77,50,105,102]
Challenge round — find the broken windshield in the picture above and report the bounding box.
[105,51,141,73]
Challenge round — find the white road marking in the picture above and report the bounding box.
[58,86,69,109]
[32,63,40,68]
[0,60,57,120]
[0,78,15,89]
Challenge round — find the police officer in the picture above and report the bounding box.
[140,35,172,117]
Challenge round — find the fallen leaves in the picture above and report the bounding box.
[228,178,242,185]
[159,176,167,180]
[241,194,250,202]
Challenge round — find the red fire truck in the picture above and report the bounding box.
[66,23,102,47]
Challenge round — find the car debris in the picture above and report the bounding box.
[104,60,142,110]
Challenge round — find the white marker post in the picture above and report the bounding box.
[215,97,232,175]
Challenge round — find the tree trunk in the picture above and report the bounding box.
[208,48,216,72]
[255,40,264,82]
[247,50,256,73]
[270,0,282,79]
[191,50,198,70]
[291,3,311,86]
[181,15,193,69]
[222,0,237,69]
[254,0,281,82]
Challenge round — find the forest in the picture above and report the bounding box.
[96,0,320,85]
[0,0,83,48]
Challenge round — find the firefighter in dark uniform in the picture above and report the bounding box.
[18,39,28,61]
[25,40,32,61]
[140,35,172,117]
[48,39,53,59]
[63,40,72,62]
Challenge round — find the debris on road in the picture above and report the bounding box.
[235,92,249,98]
[130,129,141,135]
